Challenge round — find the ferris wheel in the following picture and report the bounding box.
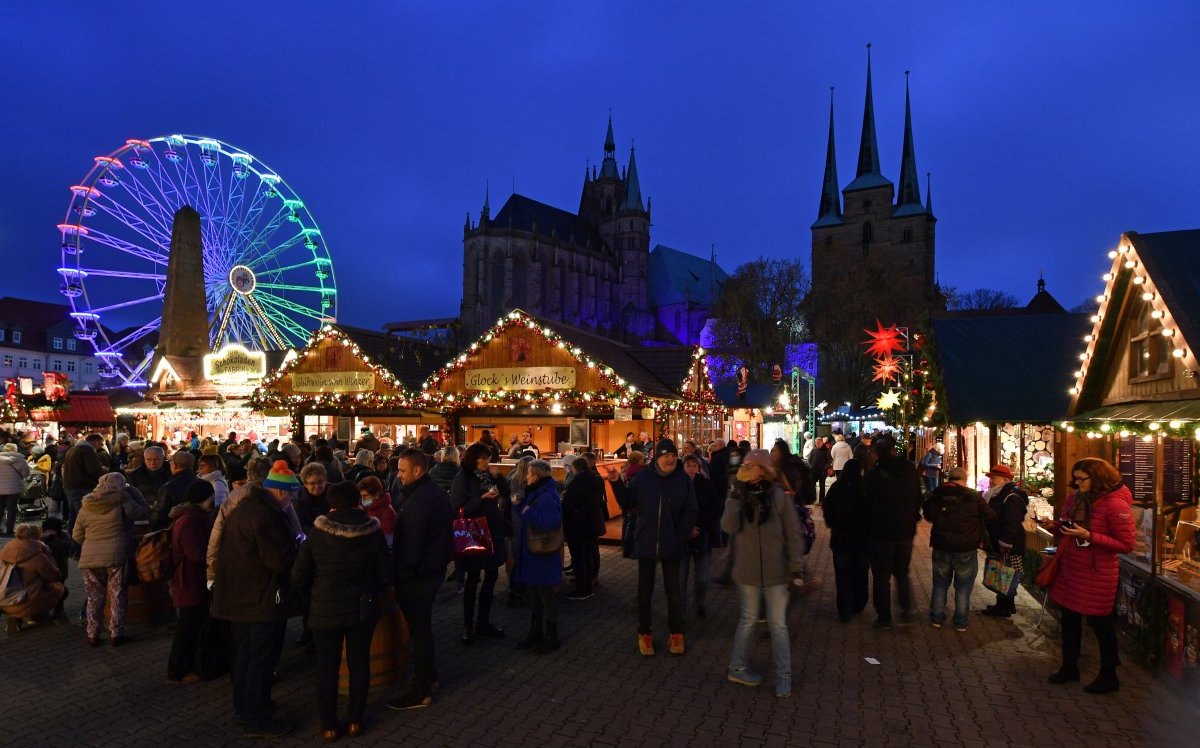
[58,135,337,386]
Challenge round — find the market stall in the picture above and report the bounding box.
[250,324,439,445]
[1057,229,1200,678]
[120,344,291,446]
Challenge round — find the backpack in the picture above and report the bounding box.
[23,472,45,500]
[135,526,176,583]
[0,560,26,607]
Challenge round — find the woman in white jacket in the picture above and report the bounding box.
[830,434,853,477]
[0,443,31,535]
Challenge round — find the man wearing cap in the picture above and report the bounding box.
[607,438,698,656]
[922,467,994,631]
[863,436,924,630]
[211,460,301,739]
[982,464,1028,618]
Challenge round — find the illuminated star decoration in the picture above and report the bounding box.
[877,390,901,410]
[872,355,902,384]
[862,320,906,359]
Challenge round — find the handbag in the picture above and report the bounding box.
[524,490,563,555]
[983,553,1022,596]
[452,508,493,559]
[1035,549,1060,588]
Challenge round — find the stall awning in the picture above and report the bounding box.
[30,394,114,425]
[1071,400,1200,423]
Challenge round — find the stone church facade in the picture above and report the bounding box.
[459,118,659,344]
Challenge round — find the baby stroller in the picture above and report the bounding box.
[16,473,47,522]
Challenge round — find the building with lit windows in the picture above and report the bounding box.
[0,297,108,389]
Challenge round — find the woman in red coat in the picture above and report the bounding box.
[1046,458,1135,694]
[167,479,215,683]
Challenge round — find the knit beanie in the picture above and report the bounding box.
[97,472,127,492]
[263,460,300,490]
[182,479,215,505]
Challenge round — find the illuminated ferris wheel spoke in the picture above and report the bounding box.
[81,227,167,264]
[256,282,330,294]
[256,292,327,326]
[256,258,320,276]
[246,295,289,349]
[105,318,161,353]
[235,205,293,268]
[86,293,164,315]
[113,164,180,238]
[91,192,173,249]
[77,268,166,281]
[212,292,238,350]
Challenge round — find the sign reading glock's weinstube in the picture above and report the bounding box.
[291,371,376,393]
[465,367,576,391]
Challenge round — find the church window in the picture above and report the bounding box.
[824,236,833,248]
[1128,299,1170,381]
[863,200,873,209]
[862,222,873,244]
[903,227,913,242]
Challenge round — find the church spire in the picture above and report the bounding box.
[925,172,934,217]
[621,146,644,212]
[845,44,891,192]
[813,87,843,227]
[600,112,619,178]
[481,180,490,221]
[894,71,923,213]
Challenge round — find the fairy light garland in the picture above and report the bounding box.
[1069,236,1195,399]
[1058,419,1200,441]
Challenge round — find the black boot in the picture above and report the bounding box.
[515,615,543,650]
[1083,668,1119,694]
[1048,664,1080,684]
[535,621,560,654]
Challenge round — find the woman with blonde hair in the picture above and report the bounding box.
[721,449,806,698]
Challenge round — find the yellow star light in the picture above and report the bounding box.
[877,390,901,410]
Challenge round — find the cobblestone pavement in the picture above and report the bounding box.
[2,510,1196,747]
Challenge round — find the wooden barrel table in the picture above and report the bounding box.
[338,588,408,694]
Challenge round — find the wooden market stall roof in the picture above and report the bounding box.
[30,393,114,425]
[1068,229,1200,428]
[250,324,439,410]
[420,309,720,410]
[931,312,1089,424]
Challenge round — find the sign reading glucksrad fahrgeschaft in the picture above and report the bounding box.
[464,367,576,391]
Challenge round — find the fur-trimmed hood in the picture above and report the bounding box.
[80,486,133,514]
[313,510,380,539]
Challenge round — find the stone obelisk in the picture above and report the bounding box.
[158,205,210,358]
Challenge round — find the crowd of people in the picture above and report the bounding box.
[0,423,1136,739]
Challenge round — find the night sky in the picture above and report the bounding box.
[3,1,1199,332]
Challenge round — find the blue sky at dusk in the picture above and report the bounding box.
[3,1,1198,330]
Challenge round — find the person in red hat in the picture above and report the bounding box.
[981,464,1028,618]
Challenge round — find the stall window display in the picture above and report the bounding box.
[1114,435,1199,589]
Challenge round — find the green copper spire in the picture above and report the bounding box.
[600,112,619,179]
[621,146,644,211]
[894,71,924,213]
[845,44,892,192]
[814,87,843,227]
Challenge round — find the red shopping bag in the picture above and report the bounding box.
[452,508,493,559]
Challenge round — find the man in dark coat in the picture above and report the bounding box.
[809,437,833,503]
[211,460,299,739]
[863,436,924,630]
[922,466,994,630]
[981,464,1028,618]
[129,445,172,520]
[416,427,438,456]
[562,458,604,600]
[388,449,453,711]
[608,439,698,656]
[151,450,198,529]
[62,436,103,538]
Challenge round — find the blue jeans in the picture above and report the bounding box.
[729,583,790,679]
[679,548,712,615]
[930,549,978,628]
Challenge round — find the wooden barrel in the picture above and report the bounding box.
[338,589,408,695]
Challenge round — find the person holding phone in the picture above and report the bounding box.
[450,443,509,644]
[1043,458,1134,694]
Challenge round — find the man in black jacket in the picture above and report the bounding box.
[809,438,832,503]
[388,448,453,711]
[922,467,994,631]
[981,464,1028,618]
[608,439,698,657]
[708,439,730,499]
[863,436,923,630]
[562,458,604,600]
[127,446,170,506]
[151,450,198,529]
[211,460,299,739]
